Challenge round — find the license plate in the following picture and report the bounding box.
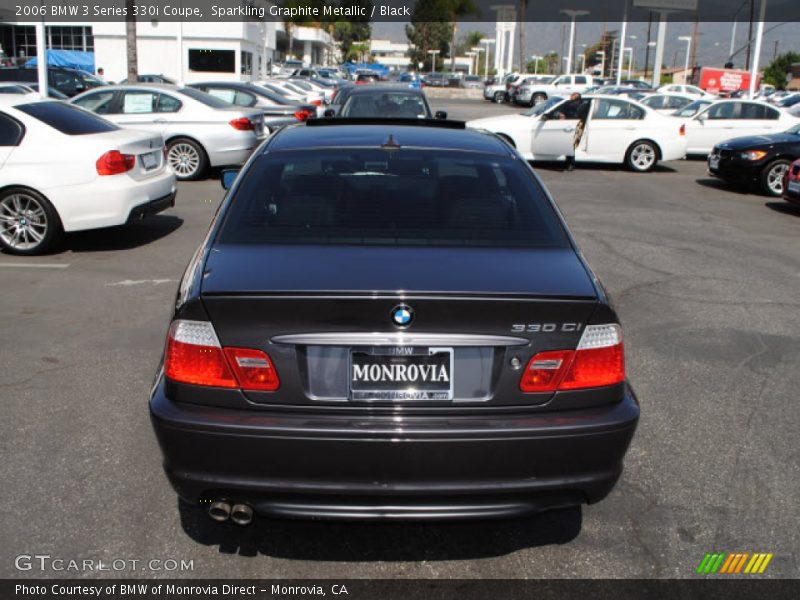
[709,156,720,170]
[789,180,800,194]
[141,151,159,170]
[350,348,453,401]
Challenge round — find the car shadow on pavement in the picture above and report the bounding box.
[694,177,751,195]
[532,161,677,174]
[58,215,184,253]
[178,500,583,561]
[765,202,800,217]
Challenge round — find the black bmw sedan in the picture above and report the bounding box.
[708,124,800,196]
[150,119,639,523]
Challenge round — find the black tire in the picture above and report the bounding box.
[760,159,791,197]
[532,93,547,106]
[625,140,659,173]
[493,91,505,103]
[0,187,63,255]
[166,137,209,181]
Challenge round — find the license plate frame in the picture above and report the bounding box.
[349,347,454,401]
[709,156,720,170]
[141,150,159,171]
[788,180,800,195]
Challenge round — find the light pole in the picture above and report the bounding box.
[530,54,543,75]
[480,38,495,80]
[472,46,485,77]
[678,35,692,85]
[749,0,767,97]
[624,48,634,79]
[596,50,606,78]
[428,49,440,74]
[465,51,476,76]
[561,9,589,75]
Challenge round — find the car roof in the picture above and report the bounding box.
[345,85,424,96]
[265,122,513,156]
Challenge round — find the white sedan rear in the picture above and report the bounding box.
[0,97,176,255]
[467,95,687,172]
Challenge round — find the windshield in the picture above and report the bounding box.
[523,96,564,117]
[16,101,118,135]
[178,87,232,108]
[218,149,569,249]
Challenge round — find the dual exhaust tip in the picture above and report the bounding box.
[208,500,254,526]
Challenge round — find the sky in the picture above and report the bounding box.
[372,21,800,71]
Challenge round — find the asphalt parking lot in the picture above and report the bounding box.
[1,97,799,579]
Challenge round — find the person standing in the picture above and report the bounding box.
[557,93,589,171]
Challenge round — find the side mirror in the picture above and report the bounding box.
[697,112,708,122]
[435,110,447,120]
[221,169,239,190]
[540,113,552,121]
[323,108,335,117]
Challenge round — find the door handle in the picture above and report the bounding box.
[153,118,167,124]
[624,126,637,130]
[563,127,575,132]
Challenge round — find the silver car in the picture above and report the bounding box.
[70,84,267,180]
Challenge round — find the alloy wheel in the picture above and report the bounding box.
[0,192,49,251]
[168,143,201,178]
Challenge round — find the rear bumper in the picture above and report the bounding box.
[150,380,640,521]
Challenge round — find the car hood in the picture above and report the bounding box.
[716,132,800,150]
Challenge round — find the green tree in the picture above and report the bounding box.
[406,0,453,71]
[763,52,800,90]
[328,1,372,62]
[443,0,479,72]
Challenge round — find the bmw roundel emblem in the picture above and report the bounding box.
[391,305,414,328]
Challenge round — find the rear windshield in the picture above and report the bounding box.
[178,87,231,108]
[217,148,569,248]
[15,101,118,134]
[341,92,429,118]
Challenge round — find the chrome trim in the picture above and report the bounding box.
[271,333,529,347]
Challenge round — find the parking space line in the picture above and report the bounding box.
[0,262,69,269]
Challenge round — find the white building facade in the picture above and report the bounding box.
[92,20,277,84]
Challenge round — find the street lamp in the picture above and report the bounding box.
[472,46,485,77]
[561,9,590,75]
[480,39,495,80]
[530,54,543,75]
[596,50,606,78]
[428,49,440,74]
[678,35,692,85]
[465,51,476,76]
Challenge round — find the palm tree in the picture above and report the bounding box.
[445,0,478,73]
[125,0,138,81]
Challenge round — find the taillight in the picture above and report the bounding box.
[229,117,255,131]
[96,150,135,176]
[164,320,280,391]
[293,109,312,121]
[679,124,686,136]
[310,99,322,106]
[519,324,624,392]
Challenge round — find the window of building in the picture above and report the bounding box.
[241,51,253,75]
[188,49,235,73]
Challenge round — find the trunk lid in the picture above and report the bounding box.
[200,245,599,408]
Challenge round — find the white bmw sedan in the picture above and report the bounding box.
[0,96,176,255]
[71,85,267,180]
[681,99,800,156]
[467,95,688,172]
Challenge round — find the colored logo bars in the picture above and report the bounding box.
[696,552,773,575]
